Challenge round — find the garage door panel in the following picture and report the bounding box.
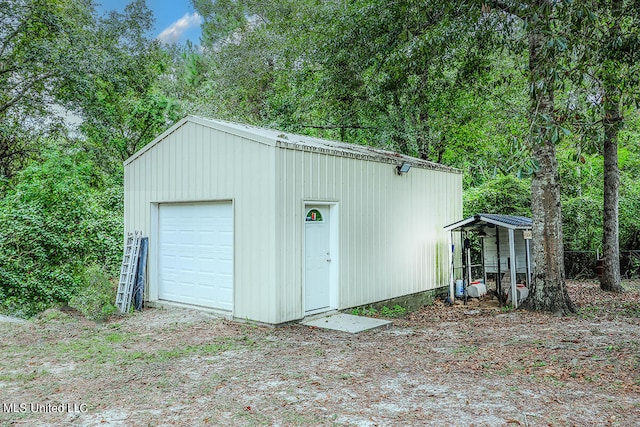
[158,203,233,311]
[217,262,233,277]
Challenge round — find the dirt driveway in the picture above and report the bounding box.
[1,280,639,426]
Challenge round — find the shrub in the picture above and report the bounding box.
[562,196,603,251]
[69,265,118,321]
[0,149,123,318]
[620,175,640,250]
[463,174,531,217]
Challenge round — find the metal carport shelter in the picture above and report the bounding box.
[444,214,533,308]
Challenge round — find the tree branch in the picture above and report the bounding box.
[0,71,55,115]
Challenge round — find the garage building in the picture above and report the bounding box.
[124,116,462,325]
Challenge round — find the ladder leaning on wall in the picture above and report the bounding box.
[115,231,143,313]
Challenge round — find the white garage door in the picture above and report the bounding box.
[158,202,233,311]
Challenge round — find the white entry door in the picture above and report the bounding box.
[304,205,332,313]
[158,202,233,311]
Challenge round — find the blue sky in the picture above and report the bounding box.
[97,0,203,44]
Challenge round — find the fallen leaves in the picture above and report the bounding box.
[403,279,640,396]
[1,280,638,426]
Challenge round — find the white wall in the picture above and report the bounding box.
[125,120,279,324]
[483,228,530,274]
[125,117,463,325]
[274,146,462,323]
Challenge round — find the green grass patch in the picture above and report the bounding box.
[452,345,478,354]
[621,301,640,317]
[351,304,408,318]
[0,370,49,383]
[495,365,515,376]
[379,305,407,318]
[56,337,120,363]
[350,306,378,316]
[49,328,244,366]
[105,332,127,343]
[578,306,602,319]
[35,309,77,324]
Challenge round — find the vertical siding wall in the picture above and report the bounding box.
[124,122,278,324]
[274,148,462,323]
[483,229,529,274]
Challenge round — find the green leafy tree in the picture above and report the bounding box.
[558,148,604,252]
[0,149,123,318]
[0,0,94,178]
[174,1,639,290]
[71,0,180,169]
[553,0,640,286]
[464,174,532,217]
[189,0,503,159]
[580,0,640,291]
[309,1,486,157]
[598,0,626,291]
[483,0,578,313]
[618,140,640,251]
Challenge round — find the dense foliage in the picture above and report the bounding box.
[0,0,152,317]
[1,0,639,317]
[0,0,94,178]
[0,150,122,317]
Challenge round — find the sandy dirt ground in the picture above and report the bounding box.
[0,280,638,426]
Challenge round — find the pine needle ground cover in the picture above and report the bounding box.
[0,280,638,426]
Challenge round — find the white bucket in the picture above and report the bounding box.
[455,279,464,296]
[507,286,529,304]
[467,283,487,298]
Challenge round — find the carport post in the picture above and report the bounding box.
[496,228,502,304]
[480,235,487,286]
[465,232,472,305]
[448,231,455,303]
[525,235,532,288]
[508,228,518,308]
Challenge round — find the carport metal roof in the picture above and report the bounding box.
[444,214,532,232]
[444,213,533,309]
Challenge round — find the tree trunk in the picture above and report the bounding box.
[600,0,623,293]
[522,6,575,314]
[528,137,575,313]
[601,115,622,292]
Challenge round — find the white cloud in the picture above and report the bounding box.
[157,12,203,44]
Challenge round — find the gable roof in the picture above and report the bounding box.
[444,213,532,232]
[125,115,461,174]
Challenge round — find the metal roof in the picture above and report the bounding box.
[444,213,532,232]
[125,115,461,174]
